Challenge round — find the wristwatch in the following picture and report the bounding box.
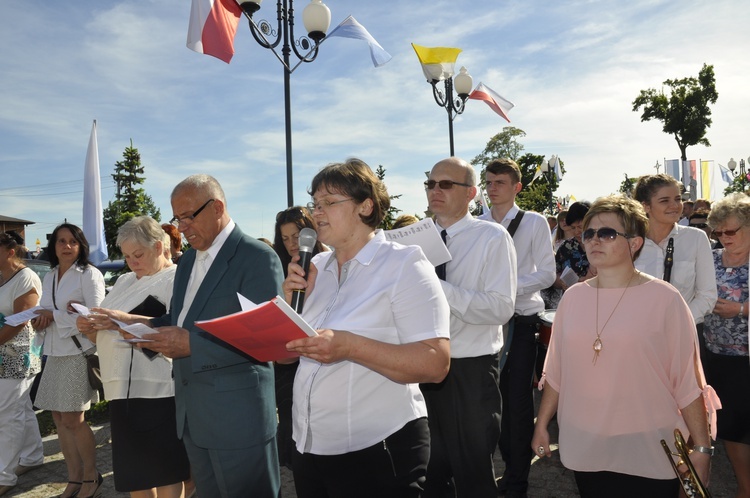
[693,444,715,456]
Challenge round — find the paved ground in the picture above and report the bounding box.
[8,411,737,498]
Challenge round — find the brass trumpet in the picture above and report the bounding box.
[660,428,712,498]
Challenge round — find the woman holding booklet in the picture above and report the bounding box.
[282,158,451,498]
[0,231,44,497]
[76,216,189,497]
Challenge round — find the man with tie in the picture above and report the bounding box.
[422,157,518,497]
[147,174,284,497]
[478,158,556,498]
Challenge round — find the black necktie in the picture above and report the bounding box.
[436,229,447,280]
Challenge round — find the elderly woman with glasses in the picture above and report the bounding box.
[703,193,750,497]
[532,195,717,498]
[76,216,190,497]
[282,158,450,497]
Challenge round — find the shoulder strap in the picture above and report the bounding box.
[506,210,525,238]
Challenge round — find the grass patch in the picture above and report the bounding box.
[36,400,111,437]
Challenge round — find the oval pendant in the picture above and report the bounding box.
[593,338,603,352]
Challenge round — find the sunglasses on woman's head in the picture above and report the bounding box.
[582,227,633,243]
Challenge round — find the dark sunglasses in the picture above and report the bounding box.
[582,227,633,243]
[689,222,709,229]
[712,226,743,238]
[424,180,472,190]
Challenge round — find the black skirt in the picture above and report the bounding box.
[109,397,191,491]
[702,349,750,444]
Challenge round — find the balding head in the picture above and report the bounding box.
[426,157,477,228]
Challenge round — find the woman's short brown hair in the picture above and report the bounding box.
[583,195,649,261]
[633,174,681,204]
[309,158,390,229]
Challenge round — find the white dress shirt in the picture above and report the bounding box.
[293,231,450,455]
[178,220,235,327]
[39,264,105,356]
[479,205,556,315]
[436,212,517,358]
[635,224,717,323]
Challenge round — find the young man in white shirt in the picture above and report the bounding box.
[422,157,518,498]
[478,158,556,498]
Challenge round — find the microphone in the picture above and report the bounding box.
[291,228,317,314]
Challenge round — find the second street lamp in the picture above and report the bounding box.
[238,0,332,207]
[427,66,473,157]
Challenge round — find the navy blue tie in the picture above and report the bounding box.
[435,229,447,280]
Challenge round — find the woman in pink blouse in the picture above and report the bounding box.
[531,195,717,497]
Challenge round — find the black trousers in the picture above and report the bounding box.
[498,315,538,493]
[292,417,430,498]
[574,470,679,498]
[422,354,502,498]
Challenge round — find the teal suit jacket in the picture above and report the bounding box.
[153,225,284,450]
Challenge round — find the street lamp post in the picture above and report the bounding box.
[539,155,558,214]
[426,66,473,156]
[238,0,332,207]
[727,157,750,192]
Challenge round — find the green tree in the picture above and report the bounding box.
[619,174,638,198]
[375,165,403,230]
[632,64,718,162]
[102,140,161,258]
[724,174,750,196]
[471,128,563,214]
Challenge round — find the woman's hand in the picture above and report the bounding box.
[90,307,129,324]
[530,426,552,459]
[286,329,350,364]
[552,275,567,291]
[85,312,118,332]
[685,451,711,488]
[282,255,318,304]
[712,298,744,319]
[75,315,97,339]
[31,310,52,331]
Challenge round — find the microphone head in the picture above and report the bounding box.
[298,228,318,253]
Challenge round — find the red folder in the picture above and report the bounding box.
[195,296,317,362]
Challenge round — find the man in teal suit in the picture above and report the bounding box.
[148,174,284,497]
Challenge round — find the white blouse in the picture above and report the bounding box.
[635,224,717,324]
[293,231,450,455]
[39,264,105,356]
[96,266,176,400]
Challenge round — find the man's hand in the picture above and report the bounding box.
[143,326,191,359]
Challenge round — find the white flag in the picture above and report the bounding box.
[82,120,108,265]
[327,15,392,67]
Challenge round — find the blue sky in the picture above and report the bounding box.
[2,0,749,251]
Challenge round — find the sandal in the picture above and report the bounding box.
[78,473,103,498]
[56,481,82,498]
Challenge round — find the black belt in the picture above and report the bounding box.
[513,314,540,325]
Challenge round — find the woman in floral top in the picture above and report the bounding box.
[0,232,44,497]
[543,201,594,309]
[704,192,750,497]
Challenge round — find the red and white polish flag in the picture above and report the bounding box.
[469,82,515,123]
[187,0,242,64]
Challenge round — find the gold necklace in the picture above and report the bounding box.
[593,270,638,365]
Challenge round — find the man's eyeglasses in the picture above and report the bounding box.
[689,222,709,229]
[712,226,743,238]
[424,180,473,190]
[582,227,633,243]
[170,199,215,228]
[306,198,352,212]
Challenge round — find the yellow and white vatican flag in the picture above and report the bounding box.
[411,43,462,81]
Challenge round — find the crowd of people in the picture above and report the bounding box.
[0,162,747,498]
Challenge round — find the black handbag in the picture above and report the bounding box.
[71,335,104,398]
